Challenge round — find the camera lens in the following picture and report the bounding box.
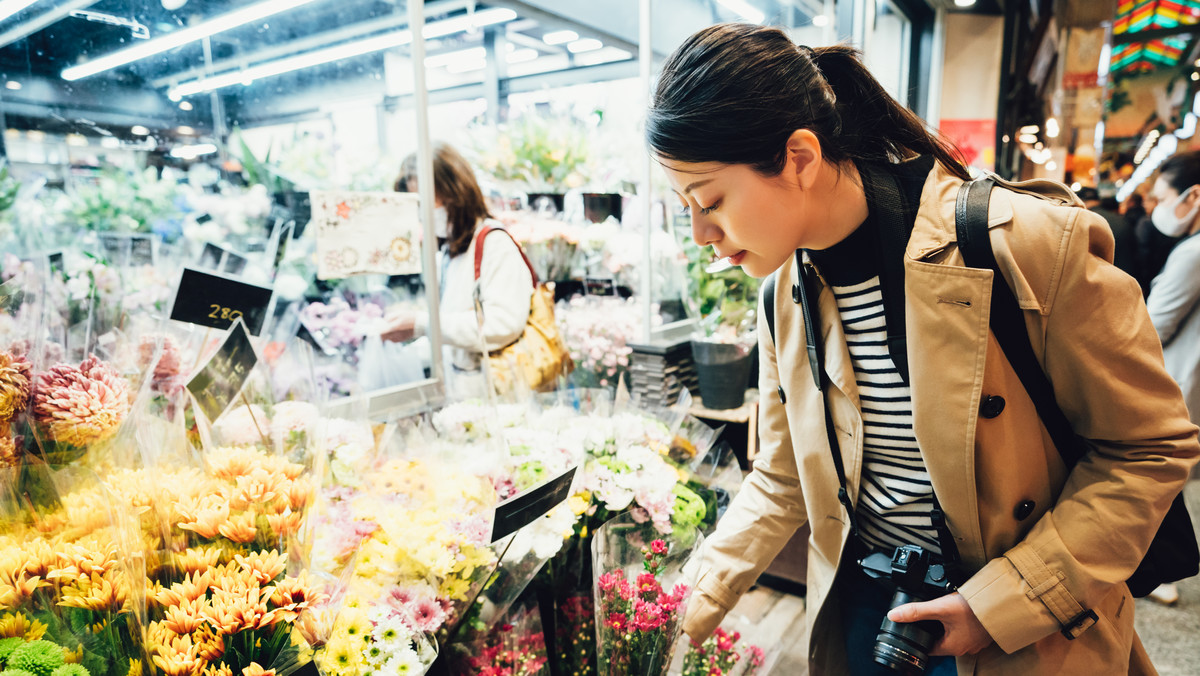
[873,590,944,675]
[873,617,938,674]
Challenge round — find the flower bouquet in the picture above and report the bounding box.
[681,626,769,676]
[591,512,703,676]
[0,463,150,676]
[554,296,640,392]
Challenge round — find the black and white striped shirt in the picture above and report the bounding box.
[832,277,940,555]
[805,155,941,555]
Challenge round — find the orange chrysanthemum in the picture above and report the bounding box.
[234,550,285,586]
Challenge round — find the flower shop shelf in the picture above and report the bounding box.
[689,388,759,469]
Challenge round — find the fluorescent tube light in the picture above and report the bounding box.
[0,0,39,23]
[542,29,577,45]
[425,47,485,69]
[567,38,603,53]
[716,0,764,23]
[61,0,319,81]
[168,7,516,98]
[507,48,539,64]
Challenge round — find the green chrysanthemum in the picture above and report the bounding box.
[0,637,23,664]
[0,669,38,676]
[7,641,64,676]
[49,665,89,676]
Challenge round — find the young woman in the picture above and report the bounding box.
[647,23,1198,675]
[384,143,533,397]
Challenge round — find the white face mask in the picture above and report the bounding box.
[433,206,449,239]
[1152,187,1200,237]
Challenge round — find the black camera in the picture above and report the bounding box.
[859,545,955,675]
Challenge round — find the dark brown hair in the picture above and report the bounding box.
[1159,151,1200,195]
[646,23,968,181]
[396,143,492,256]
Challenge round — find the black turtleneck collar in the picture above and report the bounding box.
[806,155,935,287]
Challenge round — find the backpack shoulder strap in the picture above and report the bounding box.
[473,224,540,285]
[954,177,1084,466]
[763,271,777,343]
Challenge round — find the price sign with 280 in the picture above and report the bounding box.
[170,268,274,336]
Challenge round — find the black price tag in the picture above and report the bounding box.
[585,276,617,296]
[170,267,274,336]
[186,319,259,423]
[198,243,223,270]
[130,236,155,266]
[98,233,156,267]
[47,251,64,275]
[490,466,578,543]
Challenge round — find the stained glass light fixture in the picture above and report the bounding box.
[1112,0,1200,74]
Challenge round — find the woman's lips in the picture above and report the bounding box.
[704,250,747,273]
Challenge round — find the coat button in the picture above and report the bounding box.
[1014,500,1036,521]
[979,395,1006,419]
[792,283,801,303]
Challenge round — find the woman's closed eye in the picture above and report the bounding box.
[680,200,720,216]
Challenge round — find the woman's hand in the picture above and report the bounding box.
[887,592,993,656]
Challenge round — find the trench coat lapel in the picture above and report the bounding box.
[904,257,994,570]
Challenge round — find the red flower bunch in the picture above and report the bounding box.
[595,538,690,675]
[682,626,767,676]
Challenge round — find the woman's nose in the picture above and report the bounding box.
[691,213,721,248]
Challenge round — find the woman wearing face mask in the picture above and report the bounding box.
[385,142,533,396]
[650,23,1198,675]
[1143,151,1200,606]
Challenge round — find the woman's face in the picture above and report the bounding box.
[1151,176,1199,228]
[658,159,814,278]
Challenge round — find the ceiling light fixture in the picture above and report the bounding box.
[542,29,577,45]
[4,80,19,90]
[168,7,517,98]
[1045,117,1059,138]
[716,0,764,23]
[1018,133,1038,144]
[425,46,485,69]
[507,48,539,64]
[61,0,319,81]
[130,125,150,135]
[812,15,829,27]
[0,0,39,23]
[954,0,976,7]
[178,100,193,110]
[567,38,603,53]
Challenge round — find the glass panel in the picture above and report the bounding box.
[862,0,912,106]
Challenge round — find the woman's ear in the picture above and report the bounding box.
[784,129,824,190]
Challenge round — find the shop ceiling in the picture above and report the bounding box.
[0,0,999,138]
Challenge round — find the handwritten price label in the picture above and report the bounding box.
[187,318,259,423]
[170,268,274,335]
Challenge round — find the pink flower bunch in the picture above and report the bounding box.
[682,626,768,676]
[300,297,384,351]
[33,354,130,448]
[596,538,690,673]
[556,295,640,388]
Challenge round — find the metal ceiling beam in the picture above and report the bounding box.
[1112,25,1197,46]
[151,0,474,88]
[0,0,102,49]
[482,0,643,55]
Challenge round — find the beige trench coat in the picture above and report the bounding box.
[682,162,1200,675]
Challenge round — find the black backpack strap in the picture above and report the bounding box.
[954,177,1085,465]
[764,271,777,344]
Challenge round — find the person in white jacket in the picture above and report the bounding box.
[384,143,533,397]
[1144,150,1200,606]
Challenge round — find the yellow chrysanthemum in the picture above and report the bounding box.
[0,611,47,640]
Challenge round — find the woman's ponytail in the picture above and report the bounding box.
[809,44,968,179]
[647,23,968,181]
